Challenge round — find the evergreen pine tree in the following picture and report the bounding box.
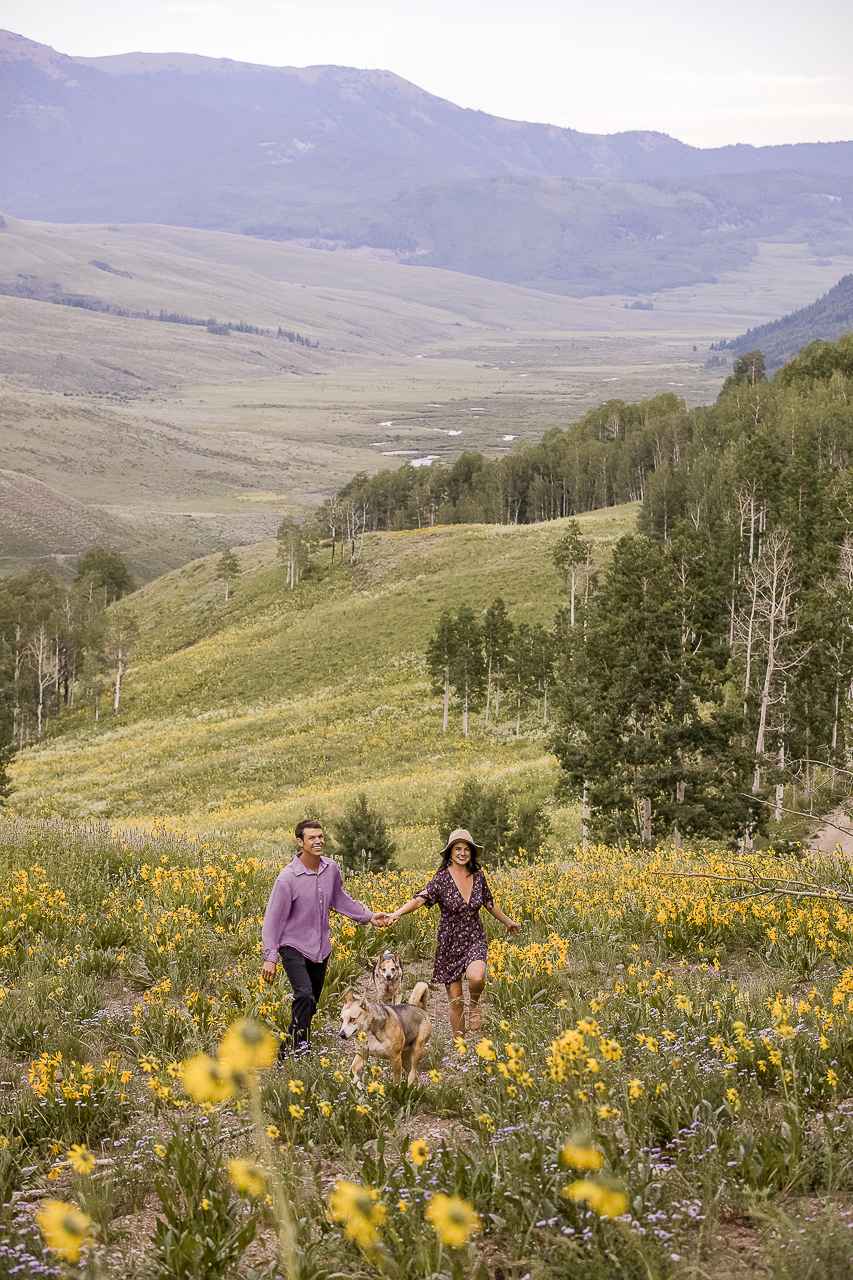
[329,794,396,873]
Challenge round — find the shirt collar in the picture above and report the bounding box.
[291,853,330,875]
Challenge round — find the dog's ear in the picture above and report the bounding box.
[359,996,369,1010]
[342,987,355,1004]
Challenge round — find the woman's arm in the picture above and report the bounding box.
[388,895,426,924]
[484,902,520,934]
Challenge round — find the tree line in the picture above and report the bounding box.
[308,334,853,540]
[0,279,319,346]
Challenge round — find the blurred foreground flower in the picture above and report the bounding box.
[426,1193,481,1247]
[219,1017,278,1076]
[179,1053,236,1104]
[37,1199,92,1262]
[560,1142,604,1171]
[229,1157,265,1197]
[328,1180,386,1248]
[563,1178,627,1218]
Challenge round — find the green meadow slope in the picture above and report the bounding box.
[9,507,637,855]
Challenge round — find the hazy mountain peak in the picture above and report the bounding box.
[3,28,853,300]
[0,28,77,80]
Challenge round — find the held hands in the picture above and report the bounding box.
[369,910,400,927]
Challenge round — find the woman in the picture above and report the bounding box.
[387,828,519,1034]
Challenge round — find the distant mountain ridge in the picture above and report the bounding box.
[2,28,853,295]
[725,274,853,368]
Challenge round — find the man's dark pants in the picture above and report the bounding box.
[278,944,329,1055]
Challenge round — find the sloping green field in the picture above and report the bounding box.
[10,507,636,854]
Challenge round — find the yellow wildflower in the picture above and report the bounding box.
[328,1180,386,1249]
[426,1193,481,1248]
[563,1179,627,1218]
[409,1139,430,1167]
[560,1143,604,1171]
[179,1054,235,1104]
[66,1144,96,1175]
[228,1158,265,1197]
[218,1018,278,1075]
[37,1200,92,1262]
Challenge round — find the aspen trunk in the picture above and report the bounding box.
[114,649,123,716]
[582,780,590,851]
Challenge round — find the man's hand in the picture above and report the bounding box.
[371,912,390,927]
[262,960,278,984]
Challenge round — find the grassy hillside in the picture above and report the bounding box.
[8,507,637,854]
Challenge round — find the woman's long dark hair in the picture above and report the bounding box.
[439,840,482,875]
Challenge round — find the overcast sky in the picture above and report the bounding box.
[6,0,853,149]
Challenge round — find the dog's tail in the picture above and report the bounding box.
[408,981,429,1010]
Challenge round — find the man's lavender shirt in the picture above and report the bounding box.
[262,854,373,963]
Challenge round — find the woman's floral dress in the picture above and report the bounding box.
[417,867,495,983]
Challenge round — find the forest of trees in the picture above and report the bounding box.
[426,598,558,738]
[0,549,138,798]
[415,334,853,849]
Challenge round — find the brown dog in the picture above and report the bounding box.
[340,983,431,1085]
[372,950,404,1004]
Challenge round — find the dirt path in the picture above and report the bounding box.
[811,803,853,857]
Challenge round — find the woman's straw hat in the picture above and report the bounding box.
[438,828,484,858]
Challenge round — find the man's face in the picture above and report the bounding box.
[297,827,324,856]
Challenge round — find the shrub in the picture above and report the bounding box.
[329,793,397,873]
[440,776,550,864]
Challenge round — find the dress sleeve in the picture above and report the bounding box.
[416,872,443,907]
[479,871,495,909]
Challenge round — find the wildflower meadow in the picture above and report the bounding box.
[2,814,853,1277]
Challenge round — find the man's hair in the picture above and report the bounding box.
[295,818,323,841]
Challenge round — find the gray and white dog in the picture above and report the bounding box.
[372,949,404,1004]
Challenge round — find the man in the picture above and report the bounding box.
[262,818,387,1054]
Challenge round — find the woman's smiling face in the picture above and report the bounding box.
[450,841,472,866]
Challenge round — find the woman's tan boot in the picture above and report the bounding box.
[448,994,466,1036]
